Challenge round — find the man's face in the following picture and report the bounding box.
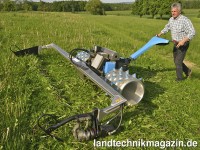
[171,7,181,18]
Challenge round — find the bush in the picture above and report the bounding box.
[85,0,104,15]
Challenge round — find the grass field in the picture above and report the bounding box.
[0,10,200,149]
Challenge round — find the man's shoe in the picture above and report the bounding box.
[186,69,192,78]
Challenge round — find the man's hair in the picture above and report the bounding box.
[171,2,182,12]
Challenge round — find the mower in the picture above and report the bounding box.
[13,36,169,141]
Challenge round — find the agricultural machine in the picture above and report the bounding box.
[13,36,169,141]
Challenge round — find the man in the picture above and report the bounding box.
[157,2,195,81]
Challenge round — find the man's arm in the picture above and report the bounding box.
[177,18,195,48]
[157,21,171,37]
[185,18,195,40]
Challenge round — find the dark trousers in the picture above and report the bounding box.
[173,42,190,80]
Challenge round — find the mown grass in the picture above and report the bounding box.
[0,11,200,149]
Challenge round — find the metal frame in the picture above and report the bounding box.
[40,43,127,121]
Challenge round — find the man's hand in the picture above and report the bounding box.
[176,41,185,48]
[176,37,189,48]
[156,33,163,37]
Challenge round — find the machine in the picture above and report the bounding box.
[13,36,169,141]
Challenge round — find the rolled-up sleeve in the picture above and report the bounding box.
[161,21,171,34]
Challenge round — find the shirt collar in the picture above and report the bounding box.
[173,14,182,20]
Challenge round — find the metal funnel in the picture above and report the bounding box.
[119,79,144,105]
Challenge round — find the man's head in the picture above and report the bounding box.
[171,2,181,18]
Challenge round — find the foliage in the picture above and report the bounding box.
[2,0,15,11]
[0,0,87,12]
[182,0,200,9]
[132,0,176,18]
[103,3,132,11]
[157,0,171,19]
[85,0,104,15]
[1,0,199,13]
[0,10,200,149]
[132,0,144,17]
[132,0,200,19]
[148,0,160,18]
[0,0,132,12]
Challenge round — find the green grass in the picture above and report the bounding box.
[0,10,200,149]
[106,10,132,16]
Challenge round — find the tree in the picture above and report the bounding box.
[141,0,150,16]
[158,0,171,19]
[148,0,159,18]
[132,0,181,19]
[37,0,47,11]
[23,0,32,11]
[2,0,15,11]
[0,0,3,11]
[85,0,104,15]
[132,0,145,17]
[79,1,87,11]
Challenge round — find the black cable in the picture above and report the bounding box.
[37,114,64,142]
[69,48,89,69]
[37,112,93,142]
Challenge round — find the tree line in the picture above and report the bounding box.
[132,0,200,19]
[0,0,132,12]
[0,0,199,16]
